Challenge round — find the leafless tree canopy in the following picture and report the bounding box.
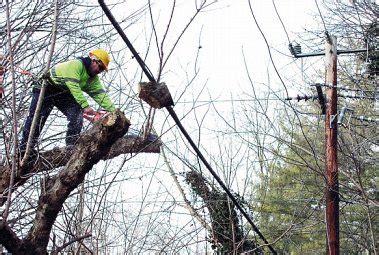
[0,0,377,254]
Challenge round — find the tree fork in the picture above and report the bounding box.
[0,132,161,206]
[1,110,130,254]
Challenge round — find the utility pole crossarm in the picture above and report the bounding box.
[292,48,371,58]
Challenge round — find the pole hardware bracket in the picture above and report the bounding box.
[330,114,337,129]
[337,107,354,126]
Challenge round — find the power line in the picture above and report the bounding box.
[311,83,378,94]
[285,94,319,101]
[290,48,372,58]
[351,115,379,123]
[175,98,285,104]
[247,0,291,99]
[337,93,377,100]
[272,0,291,44]
[315,0,328,34]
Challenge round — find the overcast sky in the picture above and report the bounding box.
[103,0,325,198]
[108,0,322,103]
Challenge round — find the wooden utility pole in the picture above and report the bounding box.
[324,35,339,255]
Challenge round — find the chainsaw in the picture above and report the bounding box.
[83,110,109,123]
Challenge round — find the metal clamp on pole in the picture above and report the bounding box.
[330,114,337,129]
[337,107,353,126]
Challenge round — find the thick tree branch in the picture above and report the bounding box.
[17,110,130,254]
[0,222,23,254]
[0,128,161,206]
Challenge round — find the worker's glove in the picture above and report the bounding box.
[83,107,96,122]
[83,107,108,123]
[83,106,96,115]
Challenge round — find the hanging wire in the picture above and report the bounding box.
[314,0,328,34]
[351,115,379,123]
[272,0,291,44]
[311,83,378,93]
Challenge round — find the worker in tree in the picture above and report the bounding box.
[20,48,115,152]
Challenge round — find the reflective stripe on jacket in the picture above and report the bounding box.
[49,59,115,111]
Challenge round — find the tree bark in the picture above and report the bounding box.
[0,110,139,254]
[0,222,23,254]
[0,124,161,206]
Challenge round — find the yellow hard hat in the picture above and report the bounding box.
[89,48,110,70]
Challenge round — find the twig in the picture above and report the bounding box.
[2,0,19,225]
[21,0,59,166]
[51,233,92,255]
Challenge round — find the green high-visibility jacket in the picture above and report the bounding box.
[48,59,115,111]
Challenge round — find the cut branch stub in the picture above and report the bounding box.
[0,112,161,207]
[21,109,130,254]
[138,81,174,109]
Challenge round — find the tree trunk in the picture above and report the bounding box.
[0,110,131,254]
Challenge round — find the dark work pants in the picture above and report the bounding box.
[21,85,83,148]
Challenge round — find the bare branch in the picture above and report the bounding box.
[0,132,161,206]
[20,110,129,253]
[51,233,92,255]
[0,222,22,254]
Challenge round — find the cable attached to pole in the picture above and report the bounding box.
[98,1,276,253]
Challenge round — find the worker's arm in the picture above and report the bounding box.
[86,77,115,112]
